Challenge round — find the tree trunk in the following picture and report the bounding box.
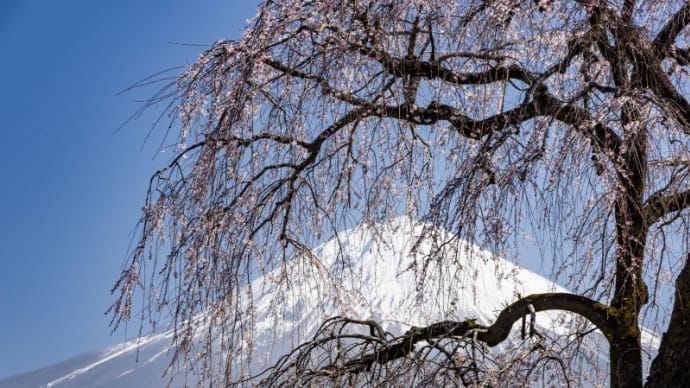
[608,115,647,387]
[646,255,690,387]
[610,330,643,388]
[609,213,646,388]
[608,244,645,388]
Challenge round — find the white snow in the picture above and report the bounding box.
[0,217,659,387]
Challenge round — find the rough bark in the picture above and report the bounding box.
[610,324,643,388]
[325,293,616,375]
[646,255,690,387]
[608,107,648,388]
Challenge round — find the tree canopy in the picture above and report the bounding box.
[111,0,690,386]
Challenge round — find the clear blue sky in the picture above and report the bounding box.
[0,0,261,378]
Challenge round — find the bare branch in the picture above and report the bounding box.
[383,60,536,86]
[654,2,690,51]
[112,1,690,386]
[645,189,690,224]
[621,0,636,25]
[305,293,614,376]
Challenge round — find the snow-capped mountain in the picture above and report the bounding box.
[0,217,657,387]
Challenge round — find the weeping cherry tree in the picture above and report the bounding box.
[111,0,690,386]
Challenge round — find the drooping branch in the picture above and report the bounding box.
[260,27,625,160]
[305,293,616,376]
[347,37,536,87]
[262,58,375,107]
[654,2,690,51]
[113,1,690,386]
[604,4,690,131]
[478,293,614,346]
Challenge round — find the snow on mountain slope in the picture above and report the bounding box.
[0,217,658,387]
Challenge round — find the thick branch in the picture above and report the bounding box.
[628,57,690,129]
[351,37,536,87]
[384,60,536,86]
[480,293,614,345]
[338,293,615,374]
[540,93,622,155]
[654,2,690,51]
[645,189,690,224]
[374,89,621,157]
[621,0,636,25]
[378,100,539,140]
[268,39,624,154]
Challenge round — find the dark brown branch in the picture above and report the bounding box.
[378,100,538,140]
[269,37,623,155]
[672,47,690,66]
[589,6,690,132]
[272,106,371,238]
[479,293,614,346]
[654,2,690,51]
[637,63,690,130]
[539,93,622,155]
[226,132,311,149]
[337,293,615,374]
[645,189,690,224]
[621,0,636,24]
[588,6,628,89]
[373,88,621,158]
[349,36,535,86]
[384,59,536,86]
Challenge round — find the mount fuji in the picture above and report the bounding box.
[0,217,658,387]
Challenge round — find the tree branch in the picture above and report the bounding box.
[333,292,615,374]
[383,60,536,86]
[654,2,690,51]
[377,100,538,140]
[351,37,536,87]
[621,0,636,25]
[263,58,374,107]
[645,189,690,224]
[540,93,622,155]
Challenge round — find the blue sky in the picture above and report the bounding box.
[0,0,261,378]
